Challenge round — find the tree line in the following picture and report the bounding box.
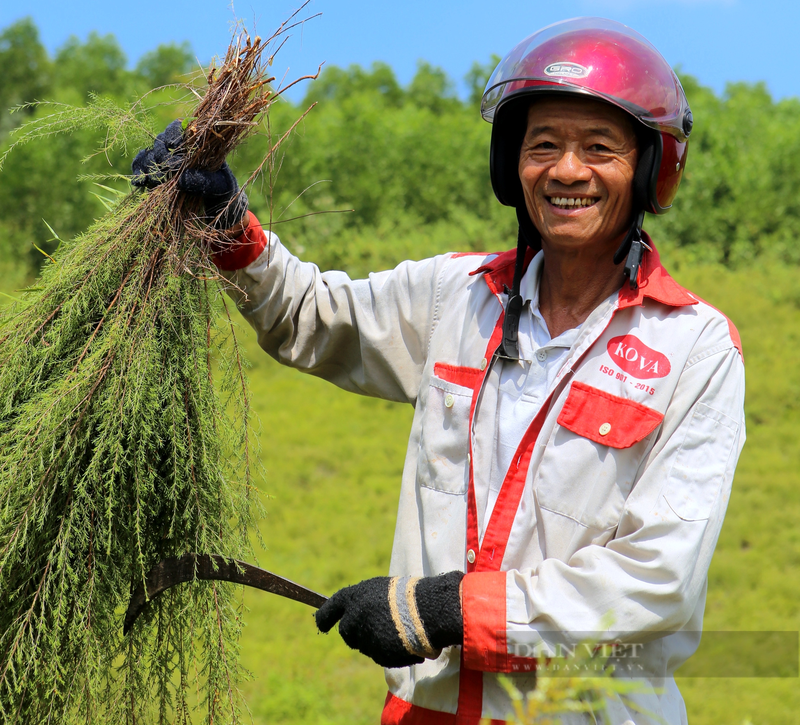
[2,16,799,285]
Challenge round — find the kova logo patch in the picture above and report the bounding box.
[607,335,671,380]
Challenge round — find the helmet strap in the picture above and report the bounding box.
[500,207,541,359]
[613,210,647,290]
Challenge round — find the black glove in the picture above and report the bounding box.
[315,571,464,668]
[131,119,249,230]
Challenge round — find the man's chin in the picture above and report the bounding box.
[540,228,627,256]
[541,226,603,249]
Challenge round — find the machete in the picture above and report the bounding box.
[124,553,328,635]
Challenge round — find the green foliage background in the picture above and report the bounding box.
[1,16,799,724]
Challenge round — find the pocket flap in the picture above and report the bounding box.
[557,381,663,449]
[433,362,482,389]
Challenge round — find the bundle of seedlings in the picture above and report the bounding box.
[0,16,317,725]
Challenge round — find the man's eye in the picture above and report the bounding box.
[589,143,611,152]
[535,141,557,150]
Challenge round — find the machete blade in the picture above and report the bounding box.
[124,553,327,635]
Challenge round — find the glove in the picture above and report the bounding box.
[131,119,185,188]
[131,119,249,230]
[315,571,464,668]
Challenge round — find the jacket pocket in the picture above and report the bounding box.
[535,382,664,530]
[416,374,473,495]
[557,381,664,448]
[663,402,739,521]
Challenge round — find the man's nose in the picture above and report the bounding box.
[550,151,592,184]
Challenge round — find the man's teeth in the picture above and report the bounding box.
[549,197,596,208]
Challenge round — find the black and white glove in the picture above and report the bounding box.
[315,571,464,668]
[131,119,249,230]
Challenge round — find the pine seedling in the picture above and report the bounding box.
[0,17,317,725]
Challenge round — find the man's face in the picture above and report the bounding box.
[518,96,639,254]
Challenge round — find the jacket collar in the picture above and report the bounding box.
[470,232,697,310]
[469,247,535,298]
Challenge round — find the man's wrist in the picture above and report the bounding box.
[414,571,464,651]
[222,210,251,238]
[211,210,268,271]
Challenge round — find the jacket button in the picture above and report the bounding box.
[480,358,487,371]
[467,549,476,564]
[444,393,455,408]
[599,422,612,436]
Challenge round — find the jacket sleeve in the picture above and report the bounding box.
[461,344,746,669]
[219,225,445,405]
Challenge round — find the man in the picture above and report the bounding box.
[134,17,745,725]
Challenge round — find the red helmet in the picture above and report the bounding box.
[482,17,692,214]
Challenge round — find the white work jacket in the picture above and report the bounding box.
[223,224,745,725]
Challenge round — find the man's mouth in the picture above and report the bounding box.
[547,196,599,209]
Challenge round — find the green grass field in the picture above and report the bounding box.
[233,343,408,723]
[234,259,800,724]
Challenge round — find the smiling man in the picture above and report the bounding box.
[134,16,746,725]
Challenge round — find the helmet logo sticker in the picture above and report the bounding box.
[544,61,590,79]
